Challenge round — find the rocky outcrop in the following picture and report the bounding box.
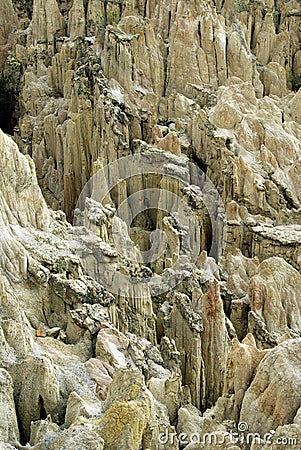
[0,0,18,70]
[0,369,19,446]
[0,127,179,447]
[29,420,105,450]
[4,0,299,228]
[250,424,300,449]
[0,129,49,229]
[222,333,269,422]
[158,278,230,411]
[249,257,301,339]
[240,338,301,435]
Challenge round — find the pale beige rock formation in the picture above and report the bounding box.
[222,333,269,422]
[250,423,300,449]
[31,0,65,46]
[159,279,230,412]
[240,338,301,434]
[0,0,18,70]
[249,257,301,337]
[29,419,105,450]
[13,356,60,442]
[0,369,19,446]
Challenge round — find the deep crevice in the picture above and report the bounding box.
[0,77,17,135]
[39,395,47,420]
[15,403,27,446]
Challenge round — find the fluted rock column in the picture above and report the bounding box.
[32,0,65,49]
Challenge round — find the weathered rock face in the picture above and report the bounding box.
[29,420,105,450]
[0,369,19,445]
[240,338,301,435]
[249,257,301,338]
[0,0,18,70]
[4,0,300,226]
[0,129,49,229]
[0,0,300,448]
[222,333,269,422]
[14,356,60,442]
